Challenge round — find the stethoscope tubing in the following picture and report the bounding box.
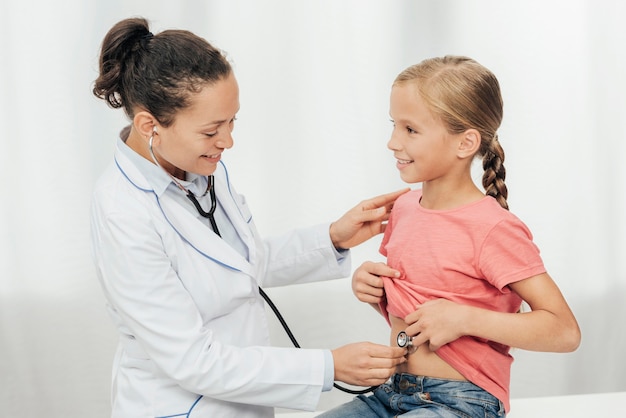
[148,134,377,395]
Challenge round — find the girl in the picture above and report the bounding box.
[318,56,580,417]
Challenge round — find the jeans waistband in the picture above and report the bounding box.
[390,373,476,395]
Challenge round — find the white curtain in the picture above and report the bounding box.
[1,0,624,416]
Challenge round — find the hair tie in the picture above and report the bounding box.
[141,31,154,41]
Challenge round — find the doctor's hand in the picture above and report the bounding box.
[329,188,410,250]
[352,261,400,304]
[332,342,406,387]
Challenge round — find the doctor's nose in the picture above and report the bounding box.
[216,131,234,150]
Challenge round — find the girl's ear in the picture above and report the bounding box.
[133,111,160,145]
[457,129,481,159]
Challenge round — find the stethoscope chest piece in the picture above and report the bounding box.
[396,331,413,348]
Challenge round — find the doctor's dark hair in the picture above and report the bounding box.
[394,56,509,210]
[93,17,232,126]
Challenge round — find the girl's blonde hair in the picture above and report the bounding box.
[394,56,508,210]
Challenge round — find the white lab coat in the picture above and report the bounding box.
[91,142,350,417]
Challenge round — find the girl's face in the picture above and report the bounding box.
[388,83,460,185]
[153,73,240,178]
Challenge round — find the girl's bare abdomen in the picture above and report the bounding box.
[389,314,466,380]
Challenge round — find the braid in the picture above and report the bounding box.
[395,56,508,209]
[482,134,509,210]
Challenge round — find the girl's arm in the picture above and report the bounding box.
[405,273,581,353]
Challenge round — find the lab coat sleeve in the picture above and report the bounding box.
[91,186,328,411]
[260,222,352,288]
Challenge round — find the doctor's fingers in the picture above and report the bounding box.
[332,343,406,386]
[358,348,407,385]
[337,365,397,388]
[360,188,411,212]
[350,192,406,226]
[360,367,399,386]
[358,343,407,367]
[332,343,406,368]
[335,189,408,230]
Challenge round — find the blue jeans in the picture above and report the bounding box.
[317,373,505,417]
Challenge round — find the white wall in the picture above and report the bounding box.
[1,1,624,416]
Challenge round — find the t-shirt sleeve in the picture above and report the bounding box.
[478,216,546,291]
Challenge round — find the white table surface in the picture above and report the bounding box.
[507,391,625,417]
[276,391,626,417]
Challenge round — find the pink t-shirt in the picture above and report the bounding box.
[379,189,546,412]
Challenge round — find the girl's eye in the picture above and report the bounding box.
[389,120,416,134]
[204,132,217,137]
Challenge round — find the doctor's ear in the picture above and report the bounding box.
[133,111,160,143]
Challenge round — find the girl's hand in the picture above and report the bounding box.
[404,299,469,351]
[352,261,399,304]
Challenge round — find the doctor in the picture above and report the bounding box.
[91,17,408,418]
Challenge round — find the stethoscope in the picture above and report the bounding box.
[396,330,417,353]
[149,129,374,395]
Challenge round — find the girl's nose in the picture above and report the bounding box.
[387,131,400,151]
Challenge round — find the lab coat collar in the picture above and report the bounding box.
[113,141,255,276]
